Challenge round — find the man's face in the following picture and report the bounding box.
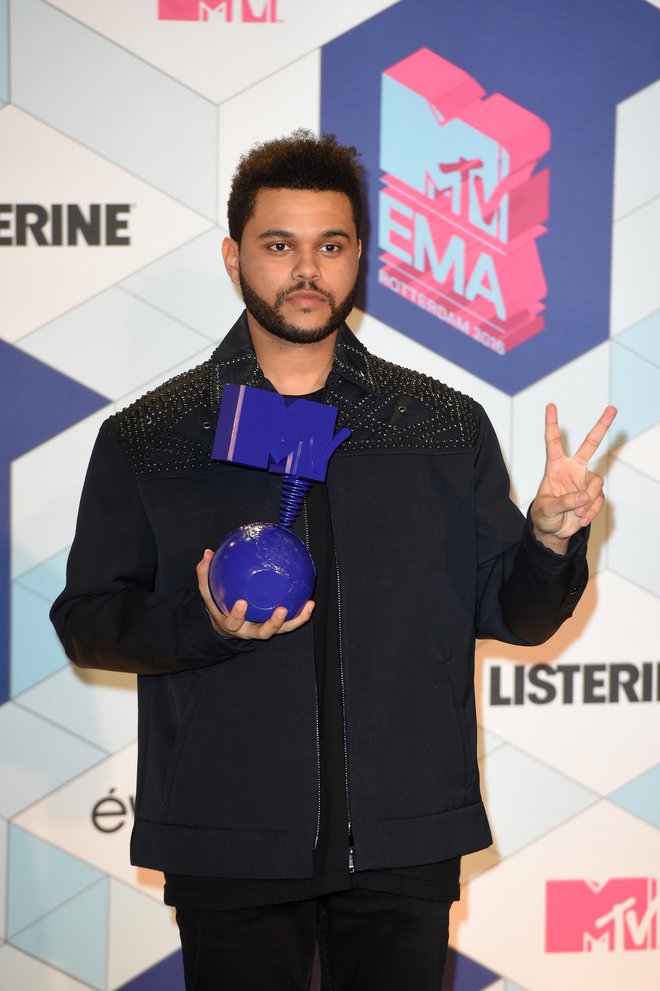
[223,188,361,344]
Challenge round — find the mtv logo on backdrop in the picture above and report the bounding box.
[158,0,280,22]
[546,878,659,952]
[379,48,550,356]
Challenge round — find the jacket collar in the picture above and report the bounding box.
[211,309,380,396]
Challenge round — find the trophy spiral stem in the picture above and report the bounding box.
[279,475,313,528]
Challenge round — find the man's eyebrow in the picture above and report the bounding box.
[256,228,352,240]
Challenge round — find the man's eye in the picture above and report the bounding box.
[268,242,289,252]
[321,243,340,254]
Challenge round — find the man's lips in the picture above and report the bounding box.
[284,291,329,306]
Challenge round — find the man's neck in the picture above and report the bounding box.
[247,312,338,396]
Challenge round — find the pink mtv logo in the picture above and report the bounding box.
[379,48,549,355]
[159,0,280,22]
[546,878,659,952]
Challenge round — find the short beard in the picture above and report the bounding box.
[239,272,358,344]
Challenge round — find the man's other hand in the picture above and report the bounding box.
[530,403,617,554]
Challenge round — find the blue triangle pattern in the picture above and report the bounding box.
[115,949,185,991]
[11,582,68,696]
[8,825,104,936]
[611,339,660,445]
[616,308,660,368]
[442,948,500,991]
[10,876,108,989]
[0,340,108,706]
[609,764,660,829]
[15,548,70,602]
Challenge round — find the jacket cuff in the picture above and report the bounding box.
[179,594,255,661]
[524,507,589,563]
[522,508,589,606]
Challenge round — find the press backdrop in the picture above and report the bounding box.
[1,2,659,989]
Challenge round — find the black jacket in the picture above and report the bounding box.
[51,312,588,878]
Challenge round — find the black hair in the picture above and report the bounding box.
[227,129,363,242]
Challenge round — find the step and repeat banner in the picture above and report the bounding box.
[1,1,660,989]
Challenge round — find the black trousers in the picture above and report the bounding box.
[175,888,451,991]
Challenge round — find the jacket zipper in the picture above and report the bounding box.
[304,499,322,851]
[328,496,354,872]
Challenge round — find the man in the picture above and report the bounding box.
[51,130,615,990]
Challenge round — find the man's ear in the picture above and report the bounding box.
[222,237,240,286]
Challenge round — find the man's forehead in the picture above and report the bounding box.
[248,187,355,231]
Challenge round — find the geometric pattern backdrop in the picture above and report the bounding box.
[1,2,659,989]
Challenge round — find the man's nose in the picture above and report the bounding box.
[292,247,321,282]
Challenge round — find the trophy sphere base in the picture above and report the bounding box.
[209,523,317,623]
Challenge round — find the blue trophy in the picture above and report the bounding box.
[209,384,350,621]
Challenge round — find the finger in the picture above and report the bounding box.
[539,489,589,521]
[544,403,565,463]
[196,549,216,607]
[579,491,605,527]
[248,606,290,640]
[571,474,604,517]
[249,600,315,639]
[574,405,617,464]
[585,472,604,502]
[278,600,316,633]
[222,599,249,634]
[196,548,213,577]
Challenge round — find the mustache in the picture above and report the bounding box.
[276,283,334,306]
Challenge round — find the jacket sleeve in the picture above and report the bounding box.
[50,419,254,675]
[473,404,588,646]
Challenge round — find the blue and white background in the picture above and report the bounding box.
[1,1,659,989]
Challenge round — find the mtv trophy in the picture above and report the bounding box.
[209,384,350,621]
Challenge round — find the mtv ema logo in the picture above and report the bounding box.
[379,48,549,356]
[158,0,280,21]
[546,879,659,952]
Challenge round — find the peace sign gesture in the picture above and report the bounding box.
[530,403,618,554]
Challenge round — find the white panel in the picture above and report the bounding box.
[0,704,103,819]
[121,229,244,341]
[606,456,660,597]
[218,50,321,229]
[614,79,660,219]
[0,817,6,940]
[610,196,660,336]
[107,882,179,990]
[0,107,212,342]
[11,0,217,217]
[612,420,660,484]
[18,288,212,401]
[18,666,137,754]
[47,0,402,103]
[0,945,91,991]
[11,410,109,580]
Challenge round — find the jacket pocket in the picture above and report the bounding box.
[161,676,204,809]
[373,654,471,822]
